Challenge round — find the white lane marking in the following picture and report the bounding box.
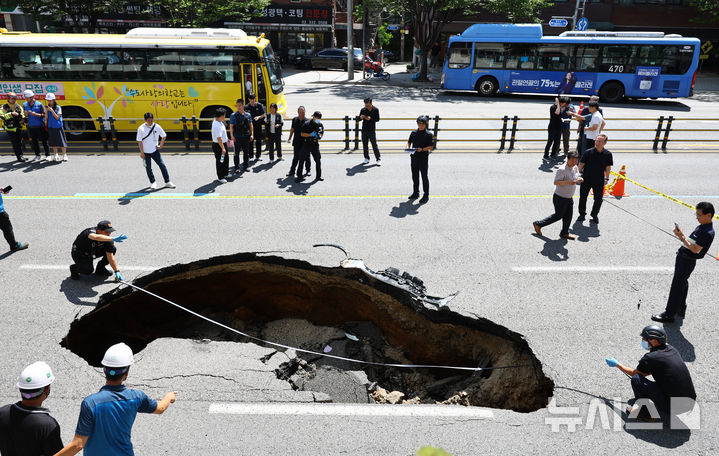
[20,264,158,271]
[208,403,494,419]
[512,266,673,273]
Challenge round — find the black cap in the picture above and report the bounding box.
[97,220,116,233]
[312,111,322,119]
[416,115,429,124]
[641,325,667,345]
[248,93,256,99]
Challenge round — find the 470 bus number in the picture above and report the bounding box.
[607,65,625,73]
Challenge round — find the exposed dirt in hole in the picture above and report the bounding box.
[61,253,554,412]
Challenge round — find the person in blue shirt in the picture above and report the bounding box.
[22,90,50,162]
[54,343,177,456]
[45,93,68,162]
[0,186,29,253]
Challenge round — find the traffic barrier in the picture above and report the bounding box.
[605,165,629,197]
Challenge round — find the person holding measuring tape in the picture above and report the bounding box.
[69,220,127,283]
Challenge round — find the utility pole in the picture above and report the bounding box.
[347,0,354,80]
[571,0,587,30]
[362,3,368,79]
[400,14,405,62]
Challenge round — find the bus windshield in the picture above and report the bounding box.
[263,44,284,94]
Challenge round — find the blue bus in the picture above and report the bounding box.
[441,23,700,103]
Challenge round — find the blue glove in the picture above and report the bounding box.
[605,357,618,367]
[310,131,318,138]
[113,233,128,243]
[114,271,124,283]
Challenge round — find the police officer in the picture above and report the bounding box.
[70,220,126,282]
[22,90,50,161]
[605,326,696,420]
[229,98,253,174]
[0,362,63,456]
[287,106,311,177]
[297,111,324,182]
[245,94,265,160]
[406,116,434,204]
[54,343,177,456]
[1,92,27,162]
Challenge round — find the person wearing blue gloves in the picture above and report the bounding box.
[69,220,126,282]
[605,325,696,420]
[296,111,324,183]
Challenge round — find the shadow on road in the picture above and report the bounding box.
[533,234,569,261]
[389,199,423,218]
[571,219,600,242]
[22,159,60,173]
[664,319,695,362]
[117,187,151,205]
[276,176,316,196]
[252,159,280,173]
[346,162,374,177]
[59,275,107,307]
[538,156,565,173]
[193,180,223,196]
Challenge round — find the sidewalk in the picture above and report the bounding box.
[694,73,719,92]
[282,62,441,89]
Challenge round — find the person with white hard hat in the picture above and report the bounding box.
[54,343,177,456]
[45,93,68,162]
[22,90,51,162]
[0,361,64,456]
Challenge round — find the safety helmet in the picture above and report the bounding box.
[7,91,17,99]
[23,89,34,99]
[640,325,667,345]
[416,115,429,125]
[17,361,55,390]
[45,92,56,101]
[101,343,134,368]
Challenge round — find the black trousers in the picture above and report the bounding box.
[411,152,429,195]
[71,244,116,275]
[362,130,380,160]
[252,123,263,158]
[561,128,570,154]
[289,143,310,174]
[0,211,18,249]
[631,374,670,417]
[536,194,573,236]
[6,130,24,159]
[578,180,604,217]
[544,127,562,156]
[267,132,282,160]
[213,142,229,179]
[297,141,321,179]
[234,137,251,170]
[28,126,49,157]
[664,254,697,316]
[576,129,585,156]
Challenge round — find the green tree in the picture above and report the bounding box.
[17,0,129,33]
[689,0,719,23]
[155,0,269,28]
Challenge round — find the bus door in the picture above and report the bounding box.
[240,63,268,109]
[445,42,474,90]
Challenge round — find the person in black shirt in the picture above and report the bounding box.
[359,97,381,165]
[70,220,126,283]
[0,361,63,456]
[605,326,696,420]
[407,116,434,204]
[297,111,324,182]
[577,134,612,224]
[287,106,311,177]
[265,103,283,161]
[245,94,266,160]
[652,201,715,323]
[544,97,569,159]
[229,99,253,174]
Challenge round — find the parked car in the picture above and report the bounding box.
[295,48,364,70]
[368,49,399,63]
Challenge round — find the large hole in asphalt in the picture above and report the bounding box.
[61,253,554,412]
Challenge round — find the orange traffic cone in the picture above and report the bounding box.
[578,100,584,113]
[611,165,629,197]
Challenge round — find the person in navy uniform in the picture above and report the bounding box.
[70,220,126,283]
[359,97,381,165]
[652,201,715,323]
[265,103,283,161]
[245,94,265,160]
[296,111,324,183]
[287,106,311,177]
[229,99,253,174]
[406,116,434,204]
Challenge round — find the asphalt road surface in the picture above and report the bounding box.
[0,149,717,455]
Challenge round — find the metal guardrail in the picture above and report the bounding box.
[2,115,718,152]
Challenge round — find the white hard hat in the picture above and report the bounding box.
[101,343,134,368]
[17,361,55,390]
[23,89,34,98]
[45,92,55,100]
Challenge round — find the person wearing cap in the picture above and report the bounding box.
[406,116,434,204]
[1,92,27,162]
[211,108,229,183]
[359,97,381,166]
[22,90,51,162]
[0,185,29,253]
[245,93,266,160]
[605,325,696,420]
[229,99,253,174]
[533,151,582,240]
[54,343,177,456]
[70,221,127,282]
[136,112,175,190]
[297,111,324,183]
[0,361,63,456]
[45,93,68,162]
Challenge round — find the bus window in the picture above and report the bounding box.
[635,45,662,67]
[146,50,183,81]
[536,45,571,72]
[505,44,536,70]
[242,64,253,100]
[599,45,636,73]
[15,49,41,79]
[574,45,600,72]
[63,49,121,80]
[662,45,694,75]
[263,45,284,94]
[447,42,472,69]
[473,44,505,69]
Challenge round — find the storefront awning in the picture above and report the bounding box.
[225,22,332,33]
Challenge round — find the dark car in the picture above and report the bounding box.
[369,49,399,63]
[295,48,363,70]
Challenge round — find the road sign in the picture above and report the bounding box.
[549,18,568,28]
[386,24,399,31]
[577,17,588,31]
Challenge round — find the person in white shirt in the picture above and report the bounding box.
[571,100,605,151]
[136,113,174,189]
[265,103,283,161]
[211,108,229,183]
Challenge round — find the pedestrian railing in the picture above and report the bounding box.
[2,115,718,153]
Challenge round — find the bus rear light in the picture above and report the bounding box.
[691,71,697,89]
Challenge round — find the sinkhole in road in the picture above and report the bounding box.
[61,253,554,412]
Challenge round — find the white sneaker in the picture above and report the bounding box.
[376,159,382,166]
[150,181,159,190]
[363,158,370,164]
[41,156,49,162]
[165,181,176,189]
[54,154,60,161]
[218,178,227,184]
[62,155,68,162]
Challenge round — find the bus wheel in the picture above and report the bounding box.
[476,77,498,97]
[63,107,96,140]
[599,82,625,103]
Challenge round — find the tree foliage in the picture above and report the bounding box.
[484,0,549,23]
[17,0,128,33]
[689,0,719,24]
[154,0,269,28]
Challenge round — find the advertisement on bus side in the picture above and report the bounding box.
[508,71,597,95]
[633,66,662,91]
